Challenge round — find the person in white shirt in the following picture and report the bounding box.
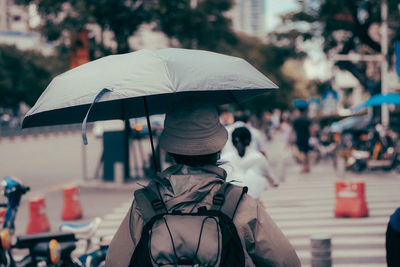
[222,127,279,199]
[222,111,267,158]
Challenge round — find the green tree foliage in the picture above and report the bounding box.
[217,34,306,112]
[152,0,237,50]
[17,0,237,54]
[10,0,303,112]
[0,45,68,111]
[16,0,153,54]
[278,0,400,91]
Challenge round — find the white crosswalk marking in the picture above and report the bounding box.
[72,201,132,257]
[261,173,400,267]
[93,202,132,241]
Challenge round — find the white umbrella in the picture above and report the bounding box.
[23,48,277,128]
[22,48,278,173]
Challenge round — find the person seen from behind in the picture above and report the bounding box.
[292,106,312,173]
[223,127,279,199]
[222,110,268,158]
[106,103,300,267]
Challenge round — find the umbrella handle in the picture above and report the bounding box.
[82,88,112,145]
[143,96,159,173]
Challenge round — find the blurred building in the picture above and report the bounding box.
[331,68,364,115]
[0,0,31,32]
[0,0,53,54]
[229,0,266,39]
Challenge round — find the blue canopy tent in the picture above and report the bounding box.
[352,93,400,112]
[293,99,308,108]
[330,114,372,133]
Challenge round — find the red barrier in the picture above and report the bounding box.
[62,185,83,220]
[26,196,51,234]
[334,180,369,218]
[0,208,6,226]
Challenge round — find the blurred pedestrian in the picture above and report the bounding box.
[223,127,279,199]
[271,109,281,133]
[386,207,400,267]
[106,104,300,267]
[261,111,273,141]
[280,113,294,149]
[219,107,234,126]
[292,106,312,173]
[384,128,397,148]
[222,110,268,158]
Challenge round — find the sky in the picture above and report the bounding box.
[264,0,331,80]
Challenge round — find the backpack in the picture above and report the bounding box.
[129,182,247,267]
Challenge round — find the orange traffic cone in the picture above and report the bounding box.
[334,179,369,218]
[61,185,83,220]
[26,196,51,234]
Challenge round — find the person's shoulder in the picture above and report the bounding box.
[226,121,242,132]
[234,193,263,217]
[221,149,238,161]
[294,116,310,124]
[245,148,264,159]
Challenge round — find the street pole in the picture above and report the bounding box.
[310,235,332,267]
[381,0,389,127]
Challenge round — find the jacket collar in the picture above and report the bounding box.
[154,164,227,210]
[158,164,227,181]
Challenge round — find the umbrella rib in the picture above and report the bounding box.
[150,51,175,91]
[229,91,239,104]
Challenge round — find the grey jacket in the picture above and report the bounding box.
[106,165,301,267]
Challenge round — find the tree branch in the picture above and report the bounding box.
[347,1,381,52]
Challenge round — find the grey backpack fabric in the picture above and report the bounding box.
[129,182,247,267]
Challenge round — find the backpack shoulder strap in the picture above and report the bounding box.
[211,183,248,219]
[134,182,167,223]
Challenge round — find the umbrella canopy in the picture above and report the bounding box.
[352,93,400,112]
[330,115,372,133]
[22,48,277,129]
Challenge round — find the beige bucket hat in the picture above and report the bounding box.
[159,104,228,155]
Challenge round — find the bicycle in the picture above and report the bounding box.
[60,217,109,267]
[0,176,109,266]
[0,176,81,266]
